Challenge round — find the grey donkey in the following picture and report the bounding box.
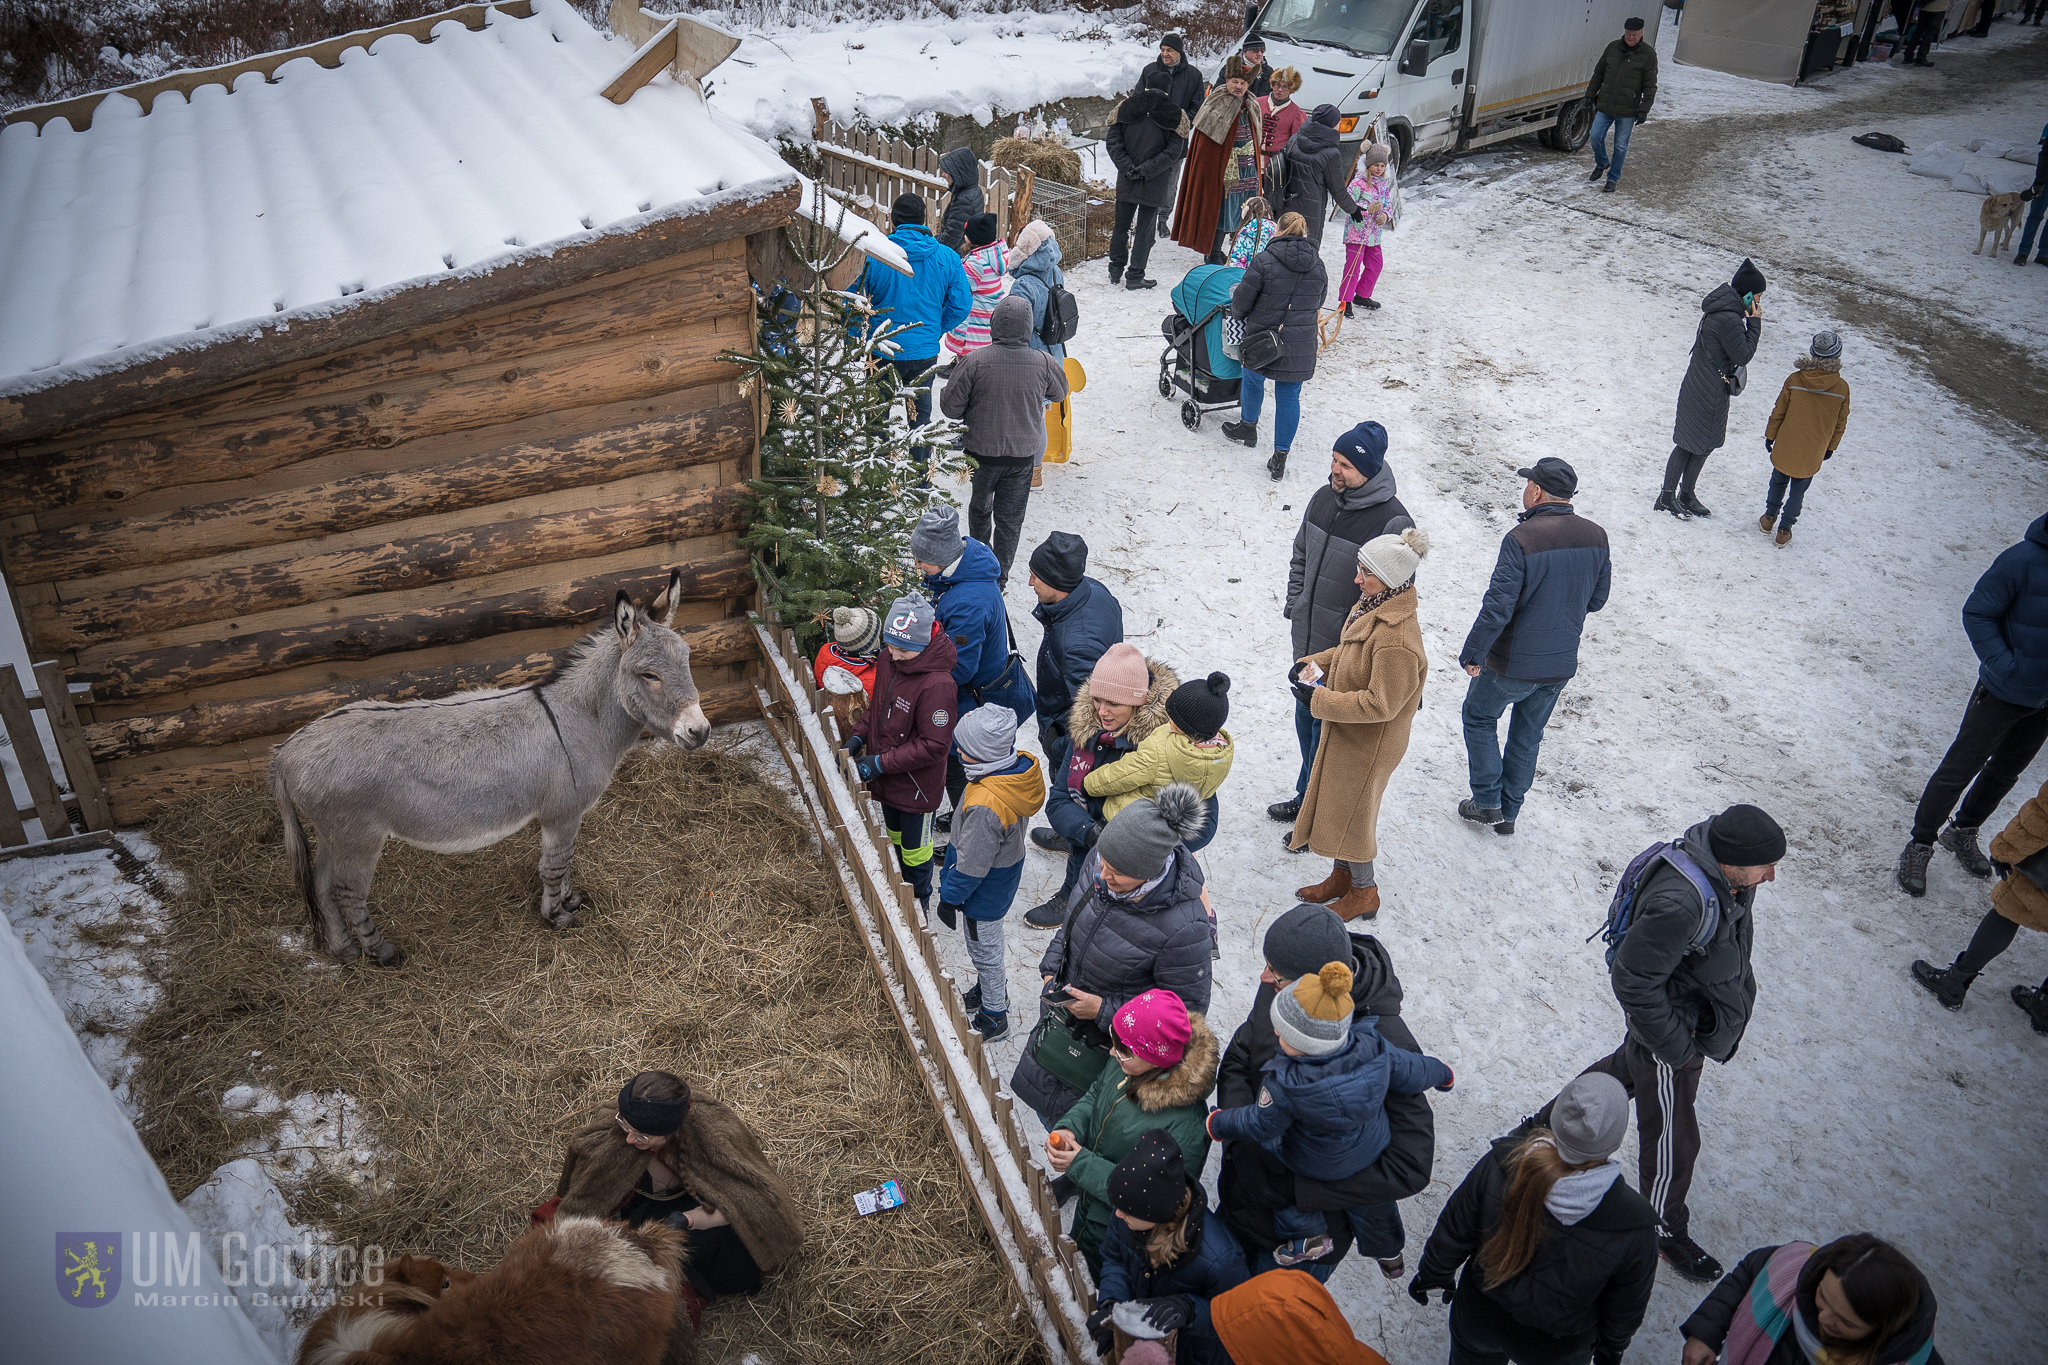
[270,572,711,964]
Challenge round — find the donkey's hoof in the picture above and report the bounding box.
[368,939,406,968]
[333,941,364,964]
[561,889,588,916]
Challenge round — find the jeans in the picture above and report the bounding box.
[1109,200,1159,280]
[1765,469,1812,529]
[1240,369,1303,451]
[2019,194,2048,259]
[1910,683,2048,843]
[1462,667,1566,821]
[1294,695,1324,799]
[1273,1200,1403,1257]
[891,356,938,469]
[968,459,1034,584]
[1589,112,1635,182]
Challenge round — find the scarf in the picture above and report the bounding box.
[1347,577,1413,625]
[1193,88,1260,147]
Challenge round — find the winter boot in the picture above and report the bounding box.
[1458,798,1503,827]
[1267,796,1302,823]
[1494,818,1516,836]
[1359,297,1381,310]
[2011,983,2048,1034]
[1758,513,1777,533]
[1109,263,1124,284]
[1126,275,1158,290]
[1024,894,1069,929]
[1296,861,1351,904]
[1654,490,1692,520]
[1221,419,1258,448]
[2017,252,2033,266]
[1274,1235,1334,1266]
[1938,822,1995,876]
[1601,181,1617,193]
[1775,528,1792,547]
[1376,1254,1406,1280]
[1679,492,1713,518]
[1332,884,1381,921]
[1659,1235,1724,1283]
[972,1008,1010,1040]
[1910,959,1977,1010]
[1897,839,1934,897]
[1031,826,1071,854]
[963,982,982,1014]
[1343,300,1355,319]
[1268,448,1289,481]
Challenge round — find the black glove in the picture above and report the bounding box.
[936,901,962,930]
[1407,1275,1453,1306]
[854,755,883,783]
[1823,450,1832,461]
[843,733,864,757]
[1085,821,1104,849]
[1352,210,1365,223]
[1133,1296,1196,1334]
[1291,678,1318,707]
[2024,187,2038,202]
[1085,1301,1118,1350]
[1764,439,1774,453]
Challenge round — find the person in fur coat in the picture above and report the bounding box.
[1912,775,2048,1033]
[550,1070,804,1363]
[1757,330,1851,547]
[1171,56,1264,262]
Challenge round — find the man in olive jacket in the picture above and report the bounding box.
[1585,17,1657,191]
[1532,804,1783,1286]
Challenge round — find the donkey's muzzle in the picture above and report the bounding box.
[672,704,711,750]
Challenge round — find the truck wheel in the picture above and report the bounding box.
[1551,100,1593,152]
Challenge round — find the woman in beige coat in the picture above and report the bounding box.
[1288,527,1430,921]
[1758,330,1850,547]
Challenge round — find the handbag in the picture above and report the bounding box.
[965,603,1038,721]
[1029,1004,1114,1093]
[1726,363,1748,397]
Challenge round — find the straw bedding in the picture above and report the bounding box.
[131,739,1043,1363]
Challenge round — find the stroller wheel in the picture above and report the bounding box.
[1158,371,1173,398]
[1181,401,1201,431]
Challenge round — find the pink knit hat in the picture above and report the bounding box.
[1111,989,1192,1068]
[1089,643,1151,706]
[1121,1344,1172,1365]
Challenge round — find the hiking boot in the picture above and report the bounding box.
[1939,822,1995,877]
[1775,528,1793,547]
[1268,796,1302,823]
[1031,827,1071,854]
[1333,884,1381,922]
[1494,818,1516,836]
[1221,419,1258,448]
[1268,448,1288,481]
[972,1008,1010,1040]
[1376,1254,1406,1280]
[1654,490,1692,520]
[1758,512,1777,533]
[1280,828,1312,852]
[963,982,982,1014]
[1897,839,1934,897]
[2012,983,2048,1034]
[1125,275,1158,290]
[1274,1235,1334,1266]
[1459,798,1503,827]
[1296,861,1351,904]
[1910,959,1976,1010]
[1659,1235,1724,1283]
[1679,492,1712,518]
[1024,895,1069,929]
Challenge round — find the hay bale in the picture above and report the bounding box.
[131,741,1042,1363]
[991,135,1082,187]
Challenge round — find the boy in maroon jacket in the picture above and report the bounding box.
[847,592,959,911]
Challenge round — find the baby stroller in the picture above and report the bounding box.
[1159,263,1244,430]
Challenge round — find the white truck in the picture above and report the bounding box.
[1248,0,1644,170]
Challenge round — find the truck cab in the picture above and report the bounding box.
[1251,0,1470,166]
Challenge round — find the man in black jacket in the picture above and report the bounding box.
[1105,69,1189,290]
[1141,35,1206,240]
[1532,804,1784,1285]
[1216,903,1435,1273]
[1584,17,1656,192]
[1277,105,1364,247]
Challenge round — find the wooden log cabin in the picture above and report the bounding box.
[0,0,895,826]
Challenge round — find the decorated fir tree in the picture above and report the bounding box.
[730,186,968,656]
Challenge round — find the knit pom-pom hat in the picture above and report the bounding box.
[1357,525,1430,590]
[1271,960,1354,1056]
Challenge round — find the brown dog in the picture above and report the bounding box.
[1977,193,2025,255]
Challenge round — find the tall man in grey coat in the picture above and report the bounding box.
[1457,458,1610,836]
[1659,259,1764,520]
[1269,421,1413,829]
[940,294,1069,585]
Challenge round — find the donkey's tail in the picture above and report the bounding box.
[269,758,318,931]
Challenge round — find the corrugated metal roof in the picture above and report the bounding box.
[0,0,793,389]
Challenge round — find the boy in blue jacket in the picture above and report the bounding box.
[856,193,972,470]
[1207,959,1453,1270]
[936,704,1045,1040]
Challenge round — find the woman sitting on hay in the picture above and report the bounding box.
[550,1071,804,1334]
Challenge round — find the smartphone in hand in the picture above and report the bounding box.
[1042,980,1075,1002]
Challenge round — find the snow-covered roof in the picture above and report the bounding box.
[0,0,799,392]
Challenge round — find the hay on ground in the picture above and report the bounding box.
[132,740,1042,1364]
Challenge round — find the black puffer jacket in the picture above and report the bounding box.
[1278,117,1361,246]
[1587,37,1657,120]
[1681,1244,1946,1365]
[1143,51,1206,123]
[937,146,984,251]
[1412,1137,1658,1361]
[1672,283,1761,455]
[1612,819,1759,1067]
[1228,233,1328,384]
[1215,931,1435,1263]
[1107,89,1192,209]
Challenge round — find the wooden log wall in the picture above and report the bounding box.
[0,232,773,826]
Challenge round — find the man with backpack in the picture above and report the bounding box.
[1530,803,1785,1285]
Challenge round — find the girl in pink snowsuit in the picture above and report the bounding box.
[1339,145,1395,316]
[944,214,1011,358]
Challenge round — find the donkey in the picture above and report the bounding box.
[270,572,711,965]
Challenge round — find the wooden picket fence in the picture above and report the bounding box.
[750,621,1099,1365]
[0,662,113,850]
[810,99,1035,245]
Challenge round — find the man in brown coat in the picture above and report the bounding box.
[1758,330,1851,547]
[1911,777,2048,1033]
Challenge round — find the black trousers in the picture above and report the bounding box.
[1910,683,2048,844]
[1538,1036,1703,1238]
[968,457,1034,586]
[1447,1279,1594,1365]
[1662,446,1710,497]
[1904,6,1941,61]
[1109,201,1159,280]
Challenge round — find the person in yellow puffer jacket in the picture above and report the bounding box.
[1085,672,1234,834]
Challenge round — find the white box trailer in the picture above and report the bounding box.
[1250,0,1642,167]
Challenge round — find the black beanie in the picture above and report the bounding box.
[1108,1129,1188,1223]
[892,192,928,227]
[1731,257,1767,297]
[1707,804,1785,866]
[1160,33,1185,57]
[617,1078,691,1136]
[1263,903,1353,981]
[1166,671,1231,740]
[1029,531,1088,592]
[966,212,1000,247]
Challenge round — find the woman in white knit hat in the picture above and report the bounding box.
[1287,527,1430,921]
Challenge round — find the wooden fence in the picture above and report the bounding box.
[810,100,1035,245]
[752,622,1098,1365]
[0,662,112,849]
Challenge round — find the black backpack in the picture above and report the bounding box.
[1038,283,1079,347]
[1262,148,1290,209]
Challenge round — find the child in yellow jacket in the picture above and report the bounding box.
[1085,672,1234,824]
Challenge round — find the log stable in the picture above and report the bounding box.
[0,0,894,823]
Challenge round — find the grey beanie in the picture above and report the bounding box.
[1095,783,1208,881]
[953,704,1018,764]
[1548,1072,1630,1165]
[882,592,936,650]
[909,504,966,568]
[1809,329,1843,359]
[832,605,881,654]
[1263,903,1353,981]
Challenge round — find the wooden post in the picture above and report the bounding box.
[31,664,110,831]
[0,668,70,838]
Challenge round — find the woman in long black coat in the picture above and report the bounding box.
[1277,105,1362,247]
[1221,213,1327,481]
[1105,70,1189,290]
[1660,258,1764,520]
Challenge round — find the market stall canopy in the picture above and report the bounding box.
[1673,0,1831,85]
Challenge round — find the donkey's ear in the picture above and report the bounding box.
[651,567,682,628]
[613,590,638,640]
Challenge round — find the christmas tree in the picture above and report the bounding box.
[729,184,968,657]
